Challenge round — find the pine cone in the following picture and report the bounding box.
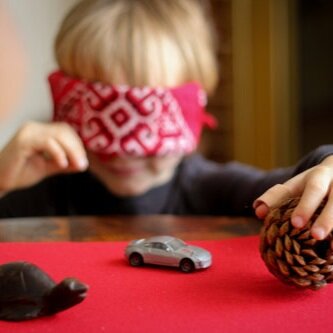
[259,197,333,290]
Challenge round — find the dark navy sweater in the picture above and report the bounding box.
[0,145,332,217]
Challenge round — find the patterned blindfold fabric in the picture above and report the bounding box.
[48,71,217,158]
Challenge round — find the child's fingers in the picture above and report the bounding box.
[291,166,332,229]
[0,122,89,191]
[253,169,313,219]
[253,183,295,212]
[310,190,333,240]
[253,184,294,219]
[27,122,88,171]
[51,124,88,170]
[41,137,69,169]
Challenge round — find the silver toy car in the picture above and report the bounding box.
[125,236,212,272]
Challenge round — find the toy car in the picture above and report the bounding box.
[125,235,212,272]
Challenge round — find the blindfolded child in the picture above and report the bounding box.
[0,0,333,241]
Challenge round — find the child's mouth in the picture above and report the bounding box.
[104,165,143,176]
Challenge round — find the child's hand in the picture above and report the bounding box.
[253,155,333,240]
[0,121,88,192]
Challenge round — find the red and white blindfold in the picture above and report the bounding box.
[48,71,217,158]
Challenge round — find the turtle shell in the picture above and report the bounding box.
[0,261,88,321]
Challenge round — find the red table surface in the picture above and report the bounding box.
[0,236,332,333]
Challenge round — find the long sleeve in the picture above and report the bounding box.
[0,145,333,218]
[177,145,333,216]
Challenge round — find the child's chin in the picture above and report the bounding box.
[109,182,151,197]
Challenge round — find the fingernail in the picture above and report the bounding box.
[291,216,305,228]
[255,203,269,219]
[311,227,326,240]
[78,157,88,169]
[253,200,263,209]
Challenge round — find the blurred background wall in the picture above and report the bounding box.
[208,0,332,168]
[0,0,78,146]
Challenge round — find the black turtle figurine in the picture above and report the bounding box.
[0,261,88,321]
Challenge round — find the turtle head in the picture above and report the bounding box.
[43,278,88,315]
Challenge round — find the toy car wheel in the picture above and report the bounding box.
[129,253,143,266]
[180,258,195,273]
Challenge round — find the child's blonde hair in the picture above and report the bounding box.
[55,0,218,94]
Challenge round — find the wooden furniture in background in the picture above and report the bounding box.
[200,0,234,163]
[0,215,262,242]
[203,0,299,169]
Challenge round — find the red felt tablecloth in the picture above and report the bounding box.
[0,236,332,333]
